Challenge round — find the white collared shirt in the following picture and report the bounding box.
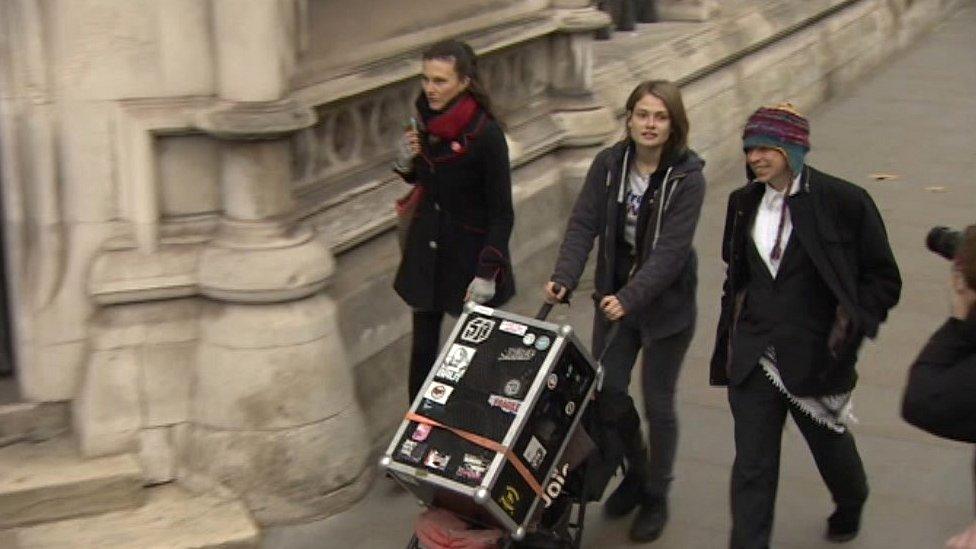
[752,173,801,277]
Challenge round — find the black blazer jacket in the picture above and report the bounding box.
[710,166,901,396]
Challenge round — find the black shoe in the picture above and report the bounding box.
[630,496,667,543]
[825,506,862,543]
[604,473,642,518]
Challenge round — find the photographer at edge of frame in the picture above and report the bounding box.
[901,225,976,549]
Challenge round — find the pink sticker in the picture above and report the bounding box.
[412,423,431,441]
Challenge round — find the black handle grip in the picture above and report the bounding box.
[536,283,566,320]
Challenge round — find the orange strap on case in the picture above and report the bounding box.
[405,411,543,497]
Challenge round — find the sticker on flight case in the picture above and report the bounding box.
[499,485,521,515]
[503,379,522,397]
[523,436,547,470]
[398,440,427,463]
[534,335,551,351]
[564,401,576,416]
[546,373,559,390]
[488,394,521,415]
[436,344,475,381]
[522,333,536,346]
[424,449,451,471]
[411,423,431,441]
[424,382,454,405]
[456,453,489,482]
[499,320,528,336]
[460,317,495,344]
[420,399,445,414]
[498,347,536,362]
[542,462,570,508]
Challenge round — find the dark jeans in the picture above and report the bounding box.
[593,313,694,497]
[728,367,868,549]
[408,310,445,401]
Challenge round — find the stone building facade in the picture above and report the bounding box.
[0,0,621,526]
[0,0,961,531]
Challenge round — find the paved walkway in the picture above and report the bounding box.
[265,3,976,547]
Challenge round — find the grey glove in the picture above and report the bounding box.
[467,277,496,304]
[393,132,416,173]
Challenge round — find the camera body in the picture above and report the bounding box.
[926,226,961,260]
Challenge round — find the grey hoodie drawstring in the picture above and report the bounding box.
[651,166,674,250]
[617,147,630,204]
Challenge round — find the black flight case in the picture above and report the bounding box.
[381,300,602,545]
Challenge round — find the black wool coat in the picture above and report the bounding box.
[710,166,902,397]
[394,98,515,315]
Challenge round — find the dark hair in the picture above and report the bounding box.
[422,39,496,118]
[957,225,976,290]
[623,80,689,163]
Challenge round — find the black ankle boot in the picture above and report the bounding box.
[825,505,862,543]
[630,495,668,543]
[604,397,654,519]
[604,472,643,518]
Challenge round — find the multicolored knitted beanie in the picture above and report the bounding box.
[742,102,810,176]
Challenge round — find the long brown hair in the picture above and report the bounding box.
[422,39,496,119]
[623,80,689,163]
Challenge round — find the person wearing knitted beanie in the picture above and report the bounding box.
[742,102,810,180]
[710,103,902,548]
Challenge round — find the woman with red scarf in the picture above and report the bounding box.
[393,39,515,401]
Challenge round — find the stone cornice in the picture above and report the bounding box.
[292,15,557,109]
[194,98,317,140]
[552,7,613,32]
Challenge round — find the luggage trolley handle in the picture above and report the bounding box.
[536,282,569,321]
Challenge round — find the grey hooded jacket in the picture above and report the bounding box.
[550,140,706,339]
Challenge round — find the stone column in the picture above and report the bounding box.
[656,0,721,21]
[549,2,617,147]
[182,0,371,525]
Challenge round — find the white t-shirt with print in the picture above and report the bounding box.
[624,166,650,248]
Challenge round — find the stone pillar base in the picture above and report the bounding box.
[183,294,371,526]
[180,409,372,525]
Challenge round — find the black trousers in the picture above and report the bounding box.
[728,367,868,549]
[408,310,445,401]
[593,313,694,497]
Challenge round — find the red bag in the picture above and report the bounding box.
[415,507,503,549]
[395,185,425,251]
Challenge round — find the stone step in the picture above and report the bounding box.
[0,403,69,446]
[0,437,143,528]
[5,484,260,549]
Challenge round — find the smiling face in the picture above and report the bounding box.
[627,93,672,152]
[746,146,791,187]
[421,58,470,112]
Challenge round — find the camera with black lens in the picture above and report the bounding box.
[926,226,962,260]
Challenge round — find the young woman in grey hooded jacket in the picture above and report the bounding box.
[543,80,706,543]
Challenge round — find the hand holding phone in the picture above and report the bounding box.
[405,118,422,156]
[395,118,421,170]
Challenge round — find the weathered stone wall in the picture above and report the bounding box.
[0,0,612,526]
[297,0,546,85]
